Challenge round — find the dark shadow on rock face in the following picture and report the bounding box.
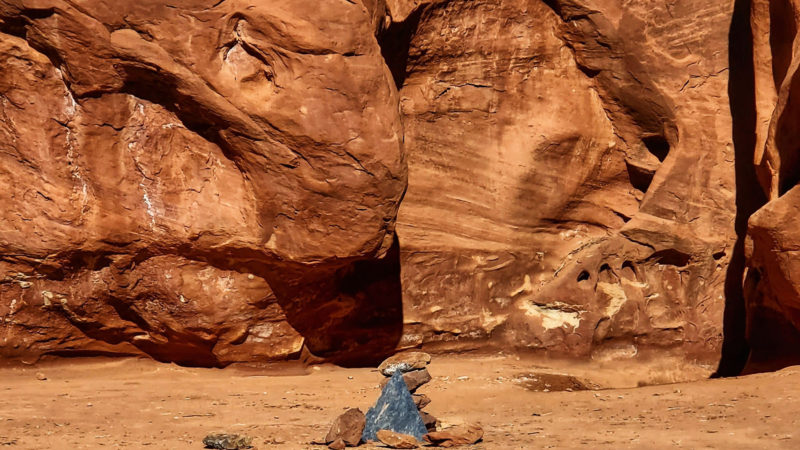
[266,238,404,367]
[378,6,425,89]
[741,285,800,374]
[714,0,767,378]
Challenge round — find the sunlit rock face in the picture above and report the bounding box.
[392,0,736,362]
[0,0,745,368]
[0,0,406,366]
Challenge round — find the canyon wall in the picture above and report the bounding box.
[393,0,737,363]
[745,0,800,371]
[0,0,406,366]
[2,0,786,370]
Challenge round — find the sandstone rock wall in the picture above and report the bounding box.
[0,0,782,370]
[745,0,800,371]
[0,0,406,366]
[393,0,736,362]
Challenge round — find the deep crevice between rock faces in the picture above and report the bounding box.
[376,5,426,89]
[713,0,768,378]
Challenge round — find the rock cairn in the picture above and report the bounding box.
[376,352,438,433]
[318,352,482,448]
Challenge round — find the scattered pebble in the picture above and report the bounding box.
[324,408,365,447]
[202,433,252,449]
[328,438,346,450]
[376,429,420,449]
[424,424,484,447]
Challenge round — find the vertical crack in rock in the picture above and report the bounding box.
[377,4,426,89]
[714,0,765,377]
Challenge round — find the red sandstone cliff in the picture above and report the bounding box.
[391,0,735,363]
[0,0,406,365]
[0,0,796,372]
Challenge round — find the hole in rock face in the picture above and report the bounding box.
[620,261,637,280]
[541,0,562,15]
[576,62,601,78]
[625,160,655,193]
[597,264,618,283]
[0,8,55,38]
[35,264,66,281]
[642,135,670,162]
[577,270,590,282]
[646,249,691,267]
[612,210,631,223]
[67,251,114,272]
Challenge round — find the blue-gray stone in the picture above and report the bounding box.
[362,371,428,442]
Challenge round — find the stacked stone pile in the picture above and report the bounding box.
[319,352,482,449]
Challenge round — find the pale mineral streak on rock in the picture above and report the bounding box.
[518,301,583,331]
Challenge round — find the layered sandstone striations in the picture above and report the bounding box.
[391,0,737,361]
[0,0,406,365]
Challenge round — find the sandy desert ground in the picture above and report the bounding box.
[0,354,797,449]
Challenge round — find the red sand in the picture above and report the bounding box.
[1,355,797,449]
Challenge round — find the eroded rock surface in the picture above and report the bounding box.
[0,0,406,365]
[391,0,736,362]
[0,0,772,369]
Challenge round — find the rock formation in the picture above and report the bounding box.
[0,0,406,366]
[392,0,736,362]
[1,0,797,372]
[745,0,800,371]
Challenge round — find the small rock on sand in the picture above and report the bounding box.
[202,433,253,449]
[420,411,439,432]
[377,430,420,449]
[424,424,484,447]
[412,394,431,410]
[328,438,346,450]
[325,408,365,447]
[378,352,431,376]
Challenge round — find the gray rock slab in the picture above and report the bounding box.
[362,371,428,442]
